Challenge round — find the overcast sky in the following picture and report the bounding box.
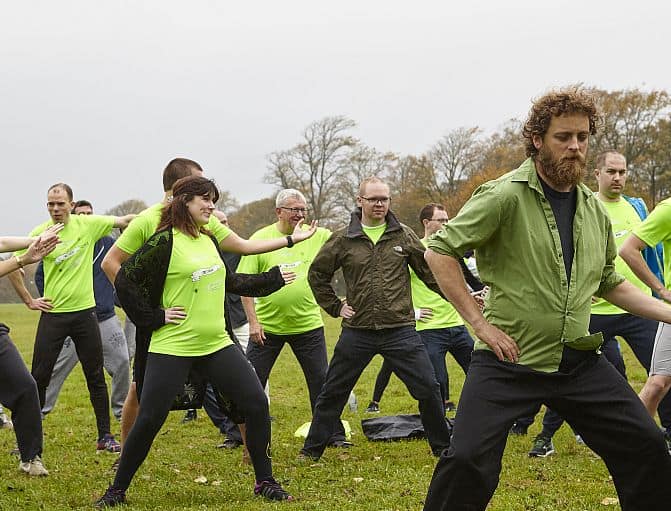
[3,0,670,234]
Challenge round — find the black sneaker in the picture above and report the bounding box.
[365,401,380,413]
[509,422,529,436]
[216,437,242,449]
[444,401,457,413]
[327,440,353,448]
[528,435,555,458]
[254,478,294,501]
[94,486,126,508]
[181,409,197,423]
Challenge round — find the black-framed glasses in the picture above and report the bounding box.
[428,217,449,222]
[279,207,308,215]
[360,196,391,205]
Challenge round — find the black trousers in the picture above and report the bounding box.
[372,326,473,404]
[0,325,43,462]
[302,326,451,458]
[32,308,110,439]
[247,326,345,441]
[516,313,671,435]
[424,350,671,511]
[114,344,272,490]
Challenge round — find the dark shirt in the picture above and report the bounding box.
[539,175,577,283]
[222,252,247,329]
[35,236,116,322]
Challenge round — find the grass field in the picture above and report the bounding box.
[0,303,649,510]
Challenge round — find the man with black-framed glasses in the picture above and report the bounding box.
[239,189,348,447]
[366,203,478,414]
[300,178,451,460]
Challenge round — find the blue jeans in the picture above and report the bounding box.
[302,326,451,458]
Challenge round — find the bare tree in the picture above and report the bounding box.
[104,199,148,216]
[265,116,358,223]
[215,189,240,214]
[332,146,398,225]
[427,127,482,196]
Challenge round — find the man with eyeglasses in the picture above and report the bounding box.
[238,189,348,447]
[299,178,452,460]
[366,203,478,414]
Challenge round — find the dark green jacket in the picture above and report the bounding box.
[309,209,445,330]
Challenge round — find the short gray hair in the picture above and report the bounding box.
[275,189,307,208]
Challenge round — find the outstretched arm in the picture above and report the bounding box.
[219,220,318,255]
[620,233,671,302]
[602,280,671,322]
[112,214,137,229]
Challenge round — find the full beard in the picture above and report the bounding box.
[537,147,586,188]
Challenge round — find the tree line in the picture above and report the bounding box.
[1,86,668,302]
[234,86,671,235]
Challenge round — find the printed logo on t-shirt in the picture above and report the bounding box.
[279,261,302,270]
[613,229,629,239]
[54,245,83,265]
[191,264,222,282]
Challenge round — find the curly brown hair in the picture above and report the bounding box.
[522,86,600,157]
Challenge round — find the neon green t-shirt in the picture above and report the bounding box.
[18,215,114,313]
[237,224,331,335]
[411,239,464,331]
[634,197,671,288]
[115,202,231,256]
[149,230,233,356]
[361,223,386,244]
[591,198,651,314]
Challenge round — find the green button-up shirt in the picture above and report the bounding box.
[428,158,625,372]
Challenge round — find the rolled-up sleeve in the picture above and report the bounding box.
[427,181,502,259]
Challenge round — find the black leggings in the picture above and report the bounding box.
[114,344,272,490]
[0,325,43,462]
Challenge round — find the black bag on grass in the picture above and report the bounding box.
[361,414,453,441]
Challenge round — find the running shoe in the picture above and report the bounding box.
[528,435,555,457]
[0,412,13,430]
[97,434,122,454]
[94,486,126,508]
[444,401,457,413]
[216,437,242,449]
[19,455,48,477]
[181,409,197,423]
[254,478,294,501]
[365,401,380,413]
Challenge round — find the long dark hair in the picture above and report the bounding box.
[157,176,220,238]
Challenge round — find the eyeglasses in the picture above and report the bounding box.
[360,196,391,205]
[429,218,449,222]
[279,207,308,215]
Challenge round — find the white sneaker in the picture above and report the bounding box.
[0,413,13,430]
[19,456,49,477]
